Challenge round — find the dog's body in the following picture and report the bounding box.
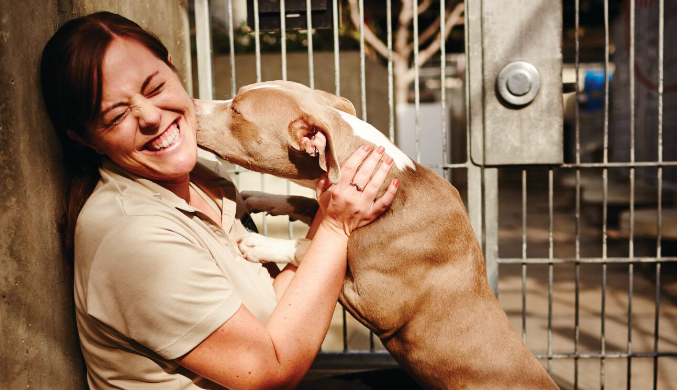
[196,81,558,389]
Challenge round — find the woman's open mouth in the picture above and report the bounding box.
[144,119,181,152]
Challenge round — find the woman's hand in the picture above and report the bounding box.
[315,145,399,238]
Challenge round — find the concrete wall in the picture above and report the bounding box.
[0,1,191,388]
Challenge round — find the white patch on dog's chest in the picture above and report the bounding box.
[334,110,415,171]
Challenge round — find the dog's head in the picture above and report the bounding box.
[195,81,358,185]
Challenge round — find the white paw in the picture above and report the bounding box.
[237,233,297,264]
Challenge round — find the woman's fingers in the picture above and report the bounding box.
[338,144,373,189]
[361,155,393,198]
[351,146,385,191]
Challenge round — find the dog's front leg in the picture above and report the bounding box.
[241,191,318,226]
[238,234,311,267]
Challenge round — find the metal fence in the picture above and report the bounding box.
[191,0,676,388]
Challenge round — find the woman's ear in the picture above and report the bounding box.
[67,130,105,155]
[167,53,173,65]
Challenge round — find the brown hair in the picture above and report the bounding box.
[40,12,177,263]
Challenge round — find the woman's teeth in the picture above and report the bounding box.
[149,122,180,151]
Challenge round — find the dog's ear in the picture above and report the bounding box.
[314,90,357,116]
[288,114,341,184]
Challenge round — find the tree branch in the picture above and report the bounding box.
[404,1,464,84]
[395,0,414,60]
[417,0,433,15]
[347,0,401,62]
[415,13,442,47]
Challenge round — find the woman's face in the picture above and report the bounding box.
[85,38,197,183]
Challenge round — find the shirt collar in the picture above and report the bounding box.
[99,158,245,228]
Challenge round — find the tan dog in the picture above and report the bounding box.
[195,81,558,389]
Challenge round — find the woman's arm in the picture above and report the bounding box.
[176,145,398,389]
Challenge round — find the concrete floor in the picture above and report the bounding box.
[232,167,677,389]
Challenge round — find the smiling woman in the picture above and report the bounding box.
[40,13,181,260]
[40,12,398,390]
[78,38,198,187]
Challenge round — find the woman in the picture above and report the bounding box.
[41,12,398,389]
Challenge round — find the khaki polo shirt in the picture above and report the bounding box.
[73,157,277,389]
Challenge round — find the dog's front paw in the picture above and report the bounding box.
[237,233,297,264]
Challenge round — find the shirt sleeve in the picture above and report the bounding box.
[86,215,242,359]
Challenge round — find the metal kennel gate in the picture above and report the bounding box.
[192,0,676,388]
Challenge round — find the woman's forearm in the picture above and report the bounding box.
[264,223,348,384]
[305,208,324,239]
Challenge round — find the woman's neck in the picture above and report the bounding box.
[157,175,192,204]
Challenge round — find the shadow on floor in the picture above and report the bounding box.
[298,369,423,390]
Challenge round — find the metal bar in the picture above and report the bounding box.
[467,164,483,244]
[498,257,677,265]
[601,1,610,385]
[653,1,664,387]
[547,169,554,376]
[420,163,475,169]
[574,237,581,390]
[194,0,213,100]
[559,161,677,168]
[280,0,287,81]
[413,0,421,163]
[227,0,236,97]
[342,308,348,351]
[627,2,636,387]
[464,0,474,163]
[522,169,527,343]
[253,0,262,82]
[653,262,661,390]
[440,0,448,182]
[484,169,499,296]
[532,352,677,360]
[332,0,340,95]
[574,1,581,385]
[387,0,394,143]
[358,0,367,122]
[427,161,677,170]
[305,0,314,89]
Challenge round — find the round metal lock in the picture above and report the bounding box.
[496,61,541,106]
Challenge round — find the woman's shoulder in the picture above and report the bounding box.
[74,171,198,266]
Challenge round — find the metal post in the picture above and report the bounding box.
[194,0,213,100]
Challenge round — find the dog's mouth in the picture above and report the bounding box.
[143,119,181,152]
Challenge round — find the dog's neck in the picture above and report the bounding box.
[331,109,416,173]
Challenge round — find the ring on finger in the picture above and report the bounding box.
[350,180,364,192]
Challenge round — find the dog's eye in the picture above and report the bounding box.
[231,105,241,116]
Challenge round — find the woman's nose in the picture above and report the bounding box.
[133,97,162,131]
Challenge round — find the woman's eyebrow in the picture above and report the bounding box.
[100,71,160,116]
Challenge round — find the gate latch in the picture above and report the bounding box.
[496,61,541,107]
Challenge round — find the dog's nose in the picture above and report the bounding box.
[193,98,232,116]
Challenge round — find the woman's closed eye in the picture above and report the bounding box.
[106,108,130,127]
[146,82,165,97]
